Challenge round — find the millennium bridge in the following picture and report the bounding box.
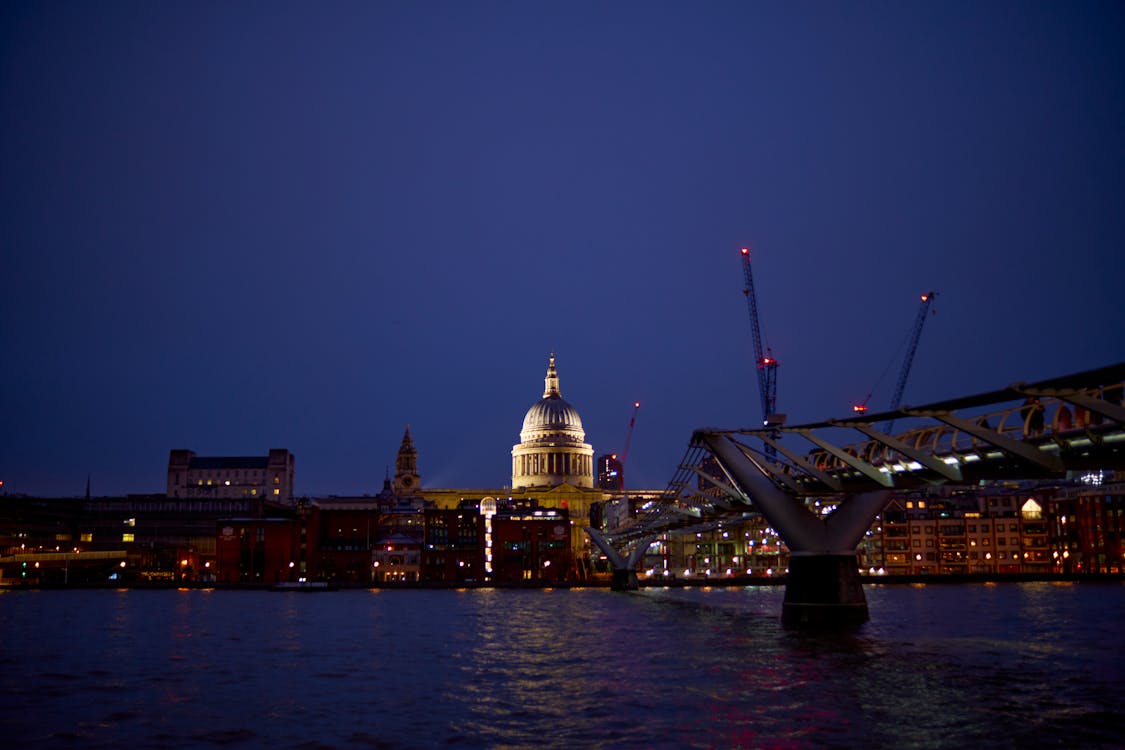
[588,362,1125,626]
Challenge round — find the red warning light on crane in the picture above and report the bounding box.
[740,247,749,256]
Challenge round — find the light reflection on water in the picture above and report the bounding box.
[0,583,1122,749]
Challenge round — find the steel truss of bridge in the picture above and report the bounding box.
[590,362,1125,623]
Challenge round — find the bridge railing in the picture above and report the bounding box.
[803,381,1123,477]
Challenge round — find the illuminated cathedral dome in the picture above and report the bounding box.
[520,367,585,442]
[512,354,594,489]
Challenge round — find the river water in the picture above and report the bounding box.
[1,582,1122,749]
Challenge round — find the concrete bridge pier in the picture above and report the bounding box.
[782,554,868,627]
[611,567,640,591]
[698,431,889,628]
[587,528,652,591]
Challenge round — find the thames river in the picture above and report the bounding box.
[2,582,1122,749]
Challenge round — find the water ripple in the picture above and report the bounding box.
[1,584,1123,748]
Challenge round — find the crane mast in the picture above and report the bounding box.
[620,401,641,471]
[740,247,779,427]
[884,291,936,433]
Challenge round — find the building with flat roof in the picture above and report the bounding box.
[167,449,295,503]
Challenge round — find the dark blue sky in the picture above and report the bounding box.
[3,1,1123,497]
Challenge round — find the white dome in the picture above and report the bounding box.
[520,396,585,443]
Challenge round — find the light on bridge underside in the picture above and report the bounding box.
[853,404,868,414]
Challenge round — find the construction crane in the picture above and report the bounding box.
[884,291,937,432]
[740,247,781,428]
[598,402,641,493]
[619,401,641,472]
[853,292,937,433]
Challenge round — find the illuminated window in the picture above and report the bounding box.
[122,533,135,543]
[80,533,93,542]
[251,489,257,496]
[274,475,280,484]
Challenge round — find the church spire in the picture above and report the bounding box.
[543,353,561,398]
[393,425,420,496]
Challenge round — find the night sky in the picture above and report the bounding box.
[3,2,1123,498]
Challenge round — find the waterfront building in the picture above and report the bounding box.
[489,501,573,583]
[311,497,383,583]
[215,516,301,584]
[1049,480,1124,574]
[423,504,485,583]
[308,468,430,583]
[642,517,787,581]
[372,532,422,583]
[0,496,84,558]
[84,493,265,580]
[867,486,1060,576]
[167,448,295,503]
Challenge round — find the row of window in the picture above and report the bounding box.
[502,540,568,552]
[892,522,1024,534]
[886,551,1051,564]
[179,473,282,484]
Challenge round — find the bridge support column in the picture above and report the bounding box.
[782,554,868,627]
[586,527,654,593]
[611,568,639,591]
[697,431,888,628]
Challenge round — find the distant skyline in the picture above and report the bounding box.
[3,1,1124,497]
